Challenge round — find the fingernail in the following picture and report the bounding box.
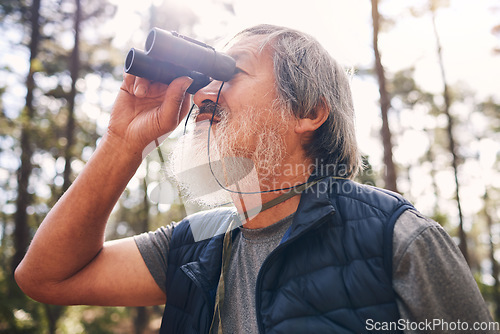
[183,78,194,92]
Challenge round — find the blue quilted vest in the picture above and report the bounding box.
[160,177,413,333]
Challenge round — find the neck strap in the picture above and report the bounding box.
[239,177,326,220]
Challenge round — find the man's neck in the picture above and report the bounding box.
[231,152,313,229]
[237,192,301,230]
[231,173,310,229]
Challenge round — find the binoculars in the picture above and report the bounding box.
[124,28,237,94]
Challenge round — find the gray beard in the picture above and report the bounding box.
[167,106,289,208]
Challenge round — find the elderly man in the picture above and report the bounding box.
[15,24,495,333]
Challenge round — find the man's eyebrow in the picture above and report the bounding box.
[228,50,257,63]
[228,52,246,62]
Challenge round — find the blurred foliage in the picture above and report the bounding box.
[355,155,378,187]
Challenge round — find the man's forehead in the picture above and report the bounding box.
[224,34,270,60]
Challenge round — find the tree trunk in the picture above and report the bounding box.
[484,191,500,320]
[44,304,64,334]
[134,306,149,334]
[430,7,468,264]
[425,129,441,218]
[370,0,399,192]
[12,0,41,272]
[134,177,152,333]
[62,0,81,193]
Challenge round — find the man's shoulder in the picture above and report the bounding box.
[326,178,413,217]
[173,206,238,243]
[392,209,445,265]
[394,209,440,238]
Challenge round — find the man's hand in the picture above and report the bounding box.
[107,74,193,157]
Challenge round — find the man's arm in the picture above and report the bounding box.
[14,74,193,306]
[393,210,497,333]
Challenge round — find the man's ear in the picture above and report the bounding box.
[294,99,329,134]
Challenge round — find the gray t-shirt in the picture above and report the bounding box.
[220,214,294,334]
[134,210,495,333]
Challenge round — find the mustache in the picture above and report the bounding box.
[197,101,226,119]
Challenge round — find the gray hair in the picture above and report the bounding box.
[234,24,362,179]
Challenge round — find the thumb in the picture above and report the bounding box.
[158,76,193,130]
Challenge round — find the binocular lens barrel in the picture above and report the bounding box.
[124,28,236,93]
[146,28,236,82]
[125,48,187,84]
[124,48,211,94]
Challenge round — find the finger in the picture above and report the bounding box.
[121,73,137,93]
[133,77,152,97]
[159,76,193,128]
[147,81,169,97]
[164,76,193,107]
[179,91,192,121]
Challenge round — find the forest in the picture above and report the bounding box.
[0,0,499,332]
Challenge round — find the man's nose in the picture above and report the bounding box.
[193,79,225,107]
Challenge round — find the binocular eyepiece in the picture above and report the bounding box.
[124,28,236,94]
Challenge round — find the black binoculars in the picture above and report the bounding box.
[124,28,237,94]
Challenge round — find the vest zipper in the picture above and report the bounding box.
[181,265,217,331]
[254,208,335,334]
